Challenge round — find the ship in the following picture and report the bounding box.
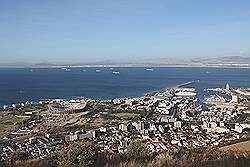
[95,69,101,72]
[146,68,154,71]
[65,68,71,71]
[61,67,71,71]
[112,71,120,74]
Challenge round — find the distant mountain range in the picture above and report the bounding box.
[35,56,250,67]
[191,56,250,65]
[1,56,250,68]
[138,56,250,66]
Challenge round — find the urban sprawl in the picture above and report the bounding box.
[0,83,250,161]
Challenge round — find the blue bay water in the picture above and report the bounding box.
[0,67,249,105]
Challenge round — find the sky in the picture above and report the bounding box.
[0,0,250,64]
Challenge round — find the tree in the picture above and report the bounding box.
[0,161,7,167]
[58,141,104,167]
[10,150,29,162]
[77,143,99,167]
[43,153,58,167]
[126,140,152,163]
[8,150,29,166]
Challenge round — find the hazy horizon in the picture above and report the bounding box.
[1,0,250,64]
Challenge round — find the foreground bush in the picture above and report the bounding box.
[126,140,154,163]
[2,143,250,167]
[58,141,105,167]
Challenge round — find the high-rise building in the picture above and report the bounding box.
[231,95,239,103]
[226,83,230,90]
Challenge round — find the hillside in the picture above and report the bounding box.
[220,140,250,152]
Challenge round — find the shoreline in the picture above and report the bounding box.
[144,81,196,96]
[0,65,250,69]
[0,81,196,108]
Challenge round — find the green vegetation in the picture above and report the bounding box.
[10,151,29,163]
[245,113,250,124]
[57,141,105,167]
[0,112,28,138]
[2,141,250,167]
[19,104,48,114]
[110,113,140,120]
[126,140,153,163]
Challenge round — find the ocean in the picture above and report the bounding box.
[0,67,249,105]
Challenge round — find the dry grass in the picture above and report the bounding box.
[220,140,250,153]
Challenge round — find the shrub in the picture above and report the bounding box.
[58,141,104,167]
[126,140,152,163]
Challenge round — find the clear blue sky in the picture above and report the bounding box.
[0,0,250,64]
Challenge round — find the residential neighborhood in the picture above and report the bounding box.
[0,84,250,162]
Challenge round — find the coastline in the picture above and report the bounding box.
[0,67,249,106]
[143,81,195,96]
[0,81,195,107]
[0,64,250,69]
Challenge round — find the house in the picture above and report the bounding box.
[174,121,182,128]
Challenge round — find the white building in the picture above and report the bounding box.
[234,123,243,133]
[208,122,217,129]
[231,95,239,103]
[132,121,145,131]
[174,121,182,128]
[118,123,128,132]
